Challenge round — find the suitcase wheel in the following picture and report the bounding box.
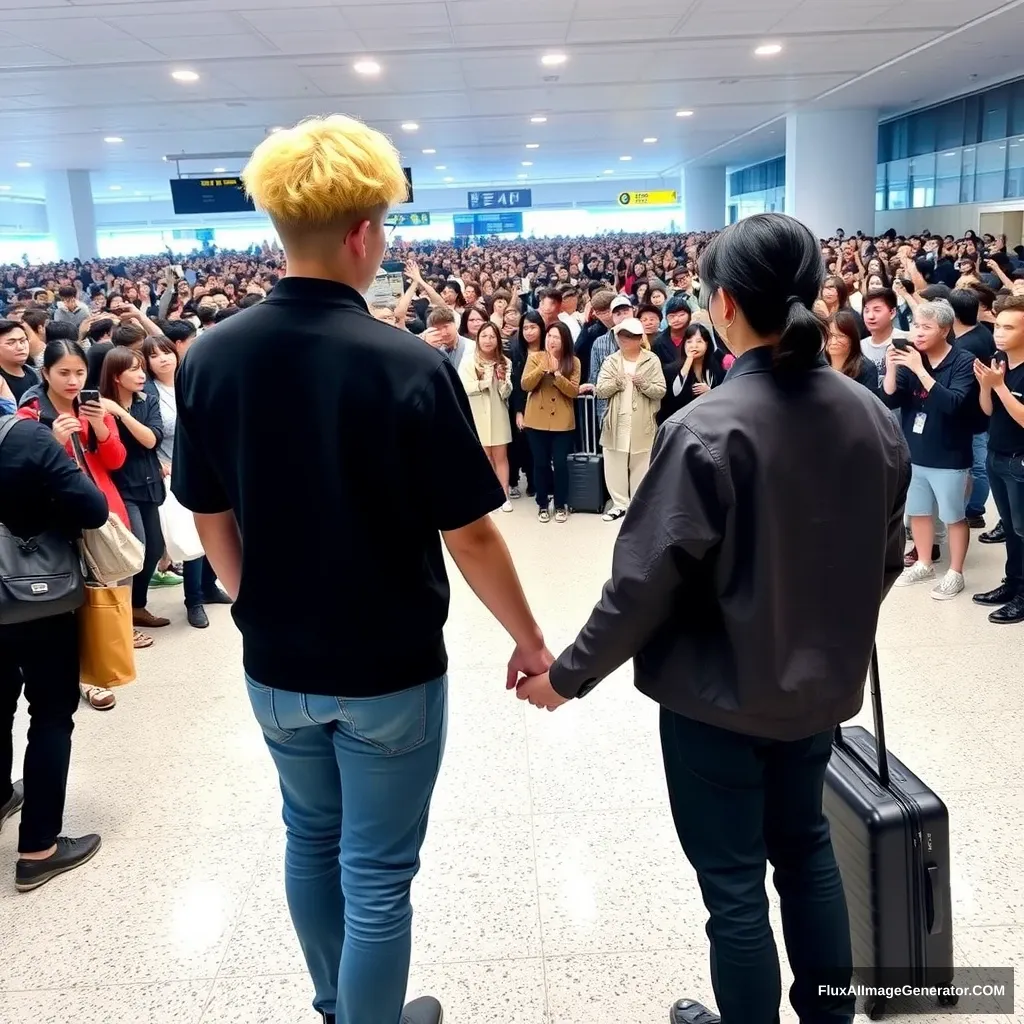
[865,996,887,1021]
[937,992,959,1007]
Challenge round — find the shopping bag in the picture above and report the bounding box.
[78,584,136,688]
[159,478,204,563]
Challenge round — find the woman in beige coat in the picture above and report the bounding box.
[595,316,667,521]
[460,321,515,512]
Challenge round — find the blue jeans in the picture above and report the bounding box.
[246,676,448,1024]
[966,432,990,518]
[182,556,218,608]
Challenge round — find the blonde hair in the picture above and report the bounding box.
[241,115,408,230]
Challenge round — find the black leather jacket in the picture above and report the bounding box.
[549,346,911,741]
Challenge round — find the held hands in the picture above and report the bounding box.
[516,671,570,712]
[506,643,570,713]
[974,357,1005,390]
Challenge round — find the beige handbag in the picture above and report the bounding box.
[72,435,145,585]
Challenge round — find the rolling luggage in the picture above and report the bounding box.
[823,646,956,1020]
[567,395,608,514]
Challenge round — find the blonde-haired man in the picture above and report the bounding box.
[172,116,551,1024]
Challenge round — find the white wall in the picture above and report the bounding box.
[875,198,1024,243]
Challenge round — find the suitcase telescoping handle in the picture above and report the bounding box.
[578,393,600,456]
[833,645,890,789]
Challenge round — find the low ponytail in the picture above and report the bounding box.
[774,295,826,373]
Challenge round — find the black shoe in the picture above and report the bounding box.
[402,996,443,1024]
[1,779,23,835]
[989,595,1024,625]
[973,581,1019,606]
[202,587,233,605]
[966,513,986,529]
[187,604,210,629]
[904,543,941,567]
[15,834,102,892]
[526,487,536,498]
[319,1013,335,1024]
[670,998,721,1024]
[980,520,1006,544]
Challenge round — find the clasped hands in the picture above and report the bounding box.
[506,640,571,712]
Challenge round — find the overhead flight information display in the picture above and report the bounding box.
[170,177,255,214]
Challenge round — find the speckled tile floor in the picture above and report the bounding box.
[0,503,1019,1024]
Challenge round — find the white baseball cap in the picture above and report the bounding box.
[609,295,633,312]
[613,317,645,337]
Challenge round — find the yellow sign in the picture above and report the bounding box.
[199,178,240,188]
[617,189,678,207]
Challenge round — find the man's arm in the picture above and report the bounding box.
[193,511,242,600]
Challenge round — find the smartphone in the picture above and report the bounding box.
[80,389,100,405]
[892,337,910,351]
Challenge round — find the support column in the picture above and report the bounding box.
[682,165,726,231]
[785,109,877,239]
[45,170,98,260]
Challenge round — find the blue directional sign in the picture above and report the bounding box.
[467,188,532,210]
[453,212,523,237]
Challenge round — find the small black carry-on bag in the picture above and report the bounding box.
[567,394,608,514]
[823,646,957,1020]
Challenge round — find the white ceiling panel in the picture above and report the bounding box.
[0,0,1020,200]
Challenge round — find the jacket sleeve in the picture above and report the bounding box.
[595,356,623,399]
[880,367,911,409]
[922,351,977,415]
[459,353,485,395]
[26,421,109,531]
[549,420,726,699]
[883,433,912,599]
[141,393,165,448]
[520,353,546,392]
[588,338,609,386]
[636,357,667,400]
[552,358,581,399]
[94,414,127,471]
[496,361,513,401]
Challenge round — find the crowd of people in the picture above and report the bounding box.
[2,111,1024,1023]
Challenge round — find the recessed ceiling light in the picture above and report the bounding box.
[401,122,419,131]
[422,148,436,154]
[104,136,123,144]
[522,161,533,166]
[643,137,658,143]
[171,69,199,82]
[603,169,614,174]
[134,190,143,195]
[109,185,122,191]
[0,185,10,191]
[541,53,567,66]
[443,176,454,182]
[676,109,694,118]
[518,173,528,179]
[525,143,540,149]
[353,59,381,75]
[161,155,168,162]
[213,166,227,172]
[530,115,548,123]
[435,165,446,170]
[754,43,782,56]
[15,162,31,168]
[619,155,632,161]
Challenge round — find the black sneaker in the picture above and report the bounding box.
[670,998,721,1024]
[980,520,1006,544]
[319,1013,335,1024]
[1,780,23,835]
[402,996,443,1024]
[973,581,1018,606]
[15,834,102,892]
[202,588,233,605]
[187,604,210,629]
[989,595,1024,625]
[966,514,986,529]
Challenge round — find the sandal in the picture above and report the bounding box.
[80,684,116,711]
[133,629,154,649]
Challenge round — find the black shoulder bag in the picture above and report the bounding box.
[0,416,86,626]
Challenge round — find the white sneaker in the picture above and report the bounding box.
[895,562,936,587]
[602,507,626,522]
[931,569,965,601]
[500,500,513,513]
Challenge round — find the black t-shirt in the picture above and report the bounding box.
[172,277,505,697]
[0,364,39,404]
[988,360,1024,455]
[955,325,996,364]
[85,341,113,390]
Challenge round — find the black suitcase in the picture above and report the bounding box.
[823,647,956,1020]
[567,395,608,514]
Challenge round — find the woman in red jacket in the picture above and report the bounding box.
[18,339,133,709]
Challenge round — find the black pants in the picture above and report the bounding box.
[660,709,855,1024]
[125,498,165,610]
[526,429,574,510]
[987,451,1024,592]
[0,612,81,853]
[508,414,533,492]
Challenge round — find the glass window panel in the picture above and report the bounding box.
[937,100,965,151]
[889,117,909,160]
[887,158,909,209]
[909,152,936,207]
[876,188,886,212]
[1007,137,1024,198]
[981,85,1010,142]
[1011,81,1024,136]
[878,122,892,163]
[909,109,937,157]
[935,148,961,206]
[975,140,1008,200]
[963,95,982,146]
[960,146,977,203]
